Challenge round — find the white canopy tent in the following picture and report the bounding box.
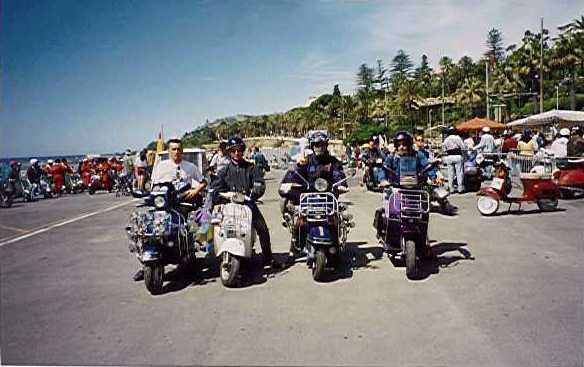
[507,110,584,128]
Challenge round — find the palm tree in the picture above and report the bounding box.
[455,78,484,118]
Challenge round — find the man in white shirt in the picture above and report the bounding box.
[550,128,570,158]
[151,138,207,201]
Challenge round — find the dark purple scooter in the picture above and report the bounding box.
[373,156,438,279]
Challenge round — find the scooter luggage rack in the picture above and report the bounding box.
[507,152,554,187]
[299,192,338,219]
[385,189,429,220]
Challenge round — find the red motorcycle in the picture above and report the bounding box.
[88,158,113,195]
[476,160,560,216]
[553,158,584,198]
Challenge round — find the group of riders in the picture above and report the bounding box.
[0,152,145,207]
[130,129,440,282]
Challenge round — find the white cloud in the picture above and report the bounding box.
[358,0,580,67]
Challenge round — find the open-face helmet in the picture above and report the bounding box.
[393,131,414,147]
[227,136,246,153]
[446,125,457,135]
[30,158,38,165]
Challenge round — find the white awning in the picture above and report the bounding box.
[507,110,584,127]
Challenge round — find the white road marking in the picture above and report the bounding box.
[0,199,138,247]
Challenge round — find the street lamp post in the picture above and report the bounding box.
[556,85,559,110]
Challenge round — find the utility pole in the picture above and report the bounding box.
[540,17,544,113]
[556,85,559,110]
[486,63,490,120]
[441,75,445,126]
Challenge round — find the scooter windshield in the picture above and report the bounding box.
[399,156,418,187]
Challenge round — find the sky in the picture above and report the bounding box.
[1,0,582,157]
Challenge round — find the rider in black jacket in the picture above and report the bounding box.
[210,136,282,270]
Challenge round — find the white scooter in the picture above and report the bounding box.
[211,192,256,287]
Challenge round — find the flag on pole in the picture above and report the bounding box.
[156,125,164,153]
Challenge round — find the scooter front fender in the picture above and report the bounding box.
[477,187,502,200]
[216,238,249,258]
[141,244,161,263]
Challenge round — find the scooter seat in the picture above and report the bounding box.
[557,159,584,169]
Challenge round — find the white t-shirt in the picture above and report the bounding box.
[151,159,204,187]
[550,137,569,158]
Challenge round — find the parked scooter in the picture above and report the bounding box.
[553,158,584,198]
[425,178,457,215]
[88,170,112,195]
[373,157,438,279]
[64,173,85,194]
[114,172,132,197]
[0,177,15,208]
[280,173,354,281]
[364,158,385,191]
[211,192,256,287]
[126,182,204,295]
[476,160,560,215]
[463,151,483,192]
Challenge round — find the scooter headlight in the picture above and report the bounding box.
[314,178,328,192]
[153,195,167,209]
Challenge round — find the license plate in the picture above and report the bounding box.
[491,178,504,190]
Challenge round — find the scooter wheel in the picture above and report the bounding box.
[477,196,499,216]
[536,198,558,212]
[312,249,327,282]
[405,239,418,280]
[220,253,240,288]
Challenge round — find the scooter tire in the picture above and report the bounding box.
[144,262,164,295]
[1,194,13,208]
[312,249,327,282]
[220,253,240,288]
[405,239,418,280]
[88,188,95,195]
[536,198,558,212]
[477,196,499,216]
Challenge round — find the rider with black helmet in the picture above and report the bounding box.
[382,131,437,258]
[279,130,348,263]
[209,136,282,270]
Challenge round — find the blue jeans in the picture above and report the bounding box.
[444,155,464,193]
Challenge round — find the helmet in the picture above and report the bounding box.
[47,159,54,164]
[559,128,570,137]
[482,126,491,133]
[226,136,246,152]
[393,131,413,147]
[446,126,457,135]
[30,158,38,165]
[9,160,19,167]
[371,135,380,145]
[522,128,532,137]
[307,130,329,145]
[307,130,329,156]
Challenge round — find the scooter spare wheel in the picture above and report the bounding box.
[477,196,499,216]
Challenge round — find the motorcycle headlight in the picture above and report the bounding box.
[314,178,328,192]
[153,195,167,209]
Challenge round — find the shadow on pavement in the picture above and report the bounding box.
[414,241,475,280]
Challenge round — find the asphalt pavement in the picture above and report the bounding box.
[1,170,583,366]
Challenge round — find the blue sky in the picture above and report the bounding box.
[1,0,581,157]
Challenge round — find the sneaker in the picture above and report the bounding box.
[132,269,144,281]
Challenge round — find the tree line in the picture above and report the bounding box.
[176,15,583,148]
